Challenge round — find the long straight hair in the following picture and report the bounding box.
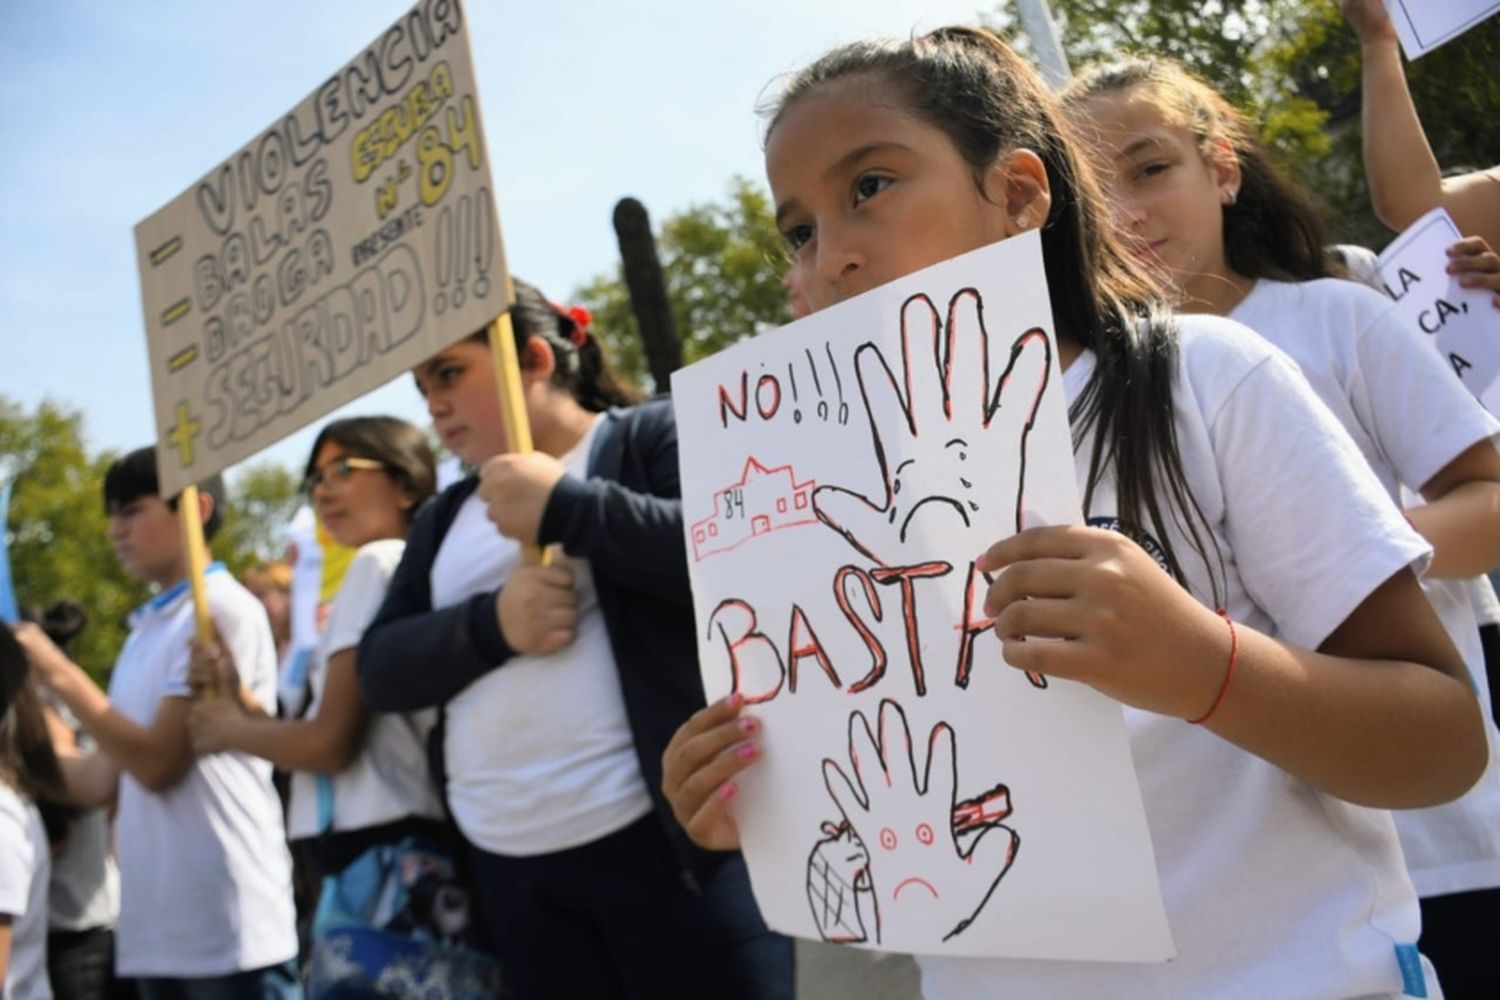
[1,626,78,846]
[1061,56,1342,284]
[767,27,1222,598]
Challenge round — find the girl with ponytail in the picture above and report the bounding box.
[1064,57,1500,996]
[356,278,792,999]
[663,27,1485,999]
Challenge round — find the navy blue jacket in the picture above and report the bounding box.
[356,398,722,879]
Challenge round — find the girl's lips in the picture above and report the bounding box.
[440,426,465,445]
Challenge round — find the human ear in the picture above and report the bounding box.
[1204,135,1242,206]
[988,149,1052,235]
[519,336,556,385]
[198,490,215,530]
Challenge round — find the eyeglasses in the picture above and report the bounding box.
[302,456,385,494]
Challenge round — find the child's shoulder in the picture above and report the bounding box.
[1174,311,1289,381]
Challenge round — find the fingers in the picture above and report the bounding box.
[924,721,957,805]
[992,597,1083,641]
[987,327,1052,443]
[661,695,761,842]
[901,293,947,434]
[876,698,921,795]
[982,557,1086,616]
[812,485,893,565]
[1446,240,1500,306]
[977,524,1099,576]
[1447,236,1496,262]
[845,707,881,806]
[944,288,988,417]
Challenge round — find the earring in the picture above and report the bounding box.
[1223,188,1239,206]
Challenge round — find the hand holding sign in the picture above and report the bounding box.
[1448,236,1500,309]
[817,699,1018,946]
[813,289,1051,567]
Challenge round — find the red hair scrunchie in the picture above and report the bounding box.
[550,301,593,347]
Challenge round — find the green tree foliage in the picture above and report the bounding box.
[1,398,145,682]
[2,396,300,682]
[575,177,792,390]
[217,462,301,577]
[992,0,1500,250]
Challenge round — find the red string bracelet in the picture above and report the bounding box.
[1187,609,1237,725]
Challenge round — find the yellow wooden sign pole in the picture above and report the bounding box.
[176,483,220,694]
[487,284,549,567]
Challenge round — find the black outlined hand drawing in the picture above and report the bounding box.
[814,289,1051,567]
[811,699,1019,947]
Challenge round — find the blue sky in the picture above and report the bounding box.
[1,0,991,478]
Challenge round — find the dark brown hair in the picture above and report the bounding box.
[0,626,79,847]
[767,27,1222,596]
[468,277,642,412]
[303,415,437,523]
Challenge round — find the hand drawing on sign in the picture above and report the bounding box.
[807,698,1019,946]
[813,289,1052,689]
[690,457,820,562]
[813,289,1051,566]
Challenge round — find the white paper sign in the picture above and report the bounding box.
[672,233,1172,961]
[1384,0,1500,59]
[1376,208,1500,412]
[135,0,509,496]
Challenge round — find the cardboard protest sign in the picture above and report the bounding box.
[1376,208,1500,413]
[672,232,1172,960]
[135,0,508,496]
[1383,0,1500,59]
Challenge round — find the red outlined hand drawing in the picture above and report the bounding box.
[814,289,1050,566]
[690,457,819,562]
[807,699,1019,946]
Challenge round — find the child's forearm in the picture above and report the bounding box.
[211,706,361,773]
[1360,36,1443,230]
[1203,574,1484,809]
[51,663,192,793]
[1407,481,1500,577]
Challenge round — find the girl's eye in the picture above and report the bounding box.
[853,173,892,204]
[438,365,463,385]
[1135,161,1169,181]
[783,223,814,252]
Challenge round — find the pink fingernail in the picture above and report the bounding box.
[718,781,738,801]
[975,551,990,569]
[738,742,759,762]
[725,692,743,709]
[738,716,758,734]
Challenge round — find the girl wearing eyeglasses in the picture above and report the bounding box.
[186,416,446,892]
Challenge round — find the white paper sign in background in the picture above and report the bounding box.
[1376,208,1500,413]
[1383,0,1500,59]
[672,233,1172,961]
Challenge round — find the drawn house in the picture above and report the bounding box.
[690,457,819,561]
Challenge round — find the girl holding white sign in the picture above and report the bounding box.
[663,26,1487,999]
[1061,56,1500,996]
[355,280,793,1000]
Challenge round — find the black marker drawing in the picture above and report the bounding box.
[813,288,1050,567]
[807,699,1018,946]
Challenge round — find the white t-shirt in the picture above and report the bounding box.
[1332,249,1500,630]
[0,782,51,1000]
[39,694,119,933]
[434,416,654,856]
[1233,277,1500,898]
[107,565,298,977]
[287,539,444,840]
[921,316,1436,999]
